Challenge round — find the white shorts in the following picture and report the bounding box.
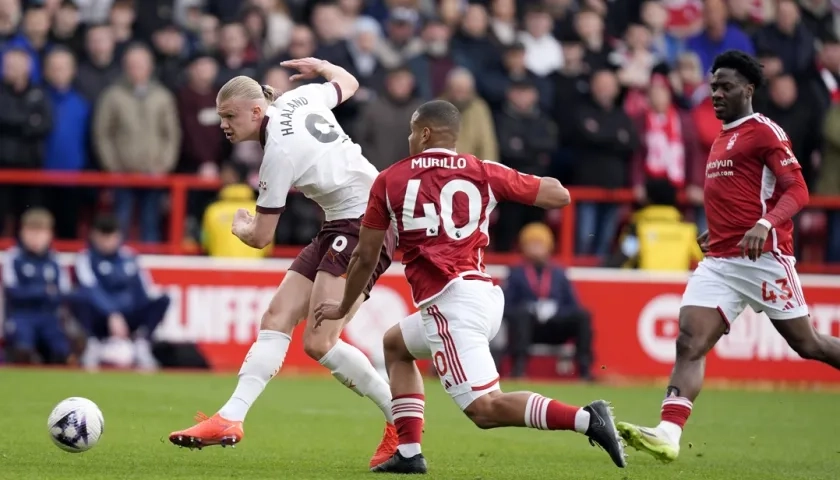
[681,253,809,330]
[399,279,504,410]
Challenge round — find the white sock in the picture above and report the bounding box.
[218,330,291,422]
[573,409,591,434]
[319,340,394,423]
[392,395,424,457]
[657,421,683,445]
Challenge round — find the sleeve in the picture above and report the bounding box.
[74,250,118,315]
[759,124,802,178]
[483,160,542,205]
[756,122,810,226]
[255,140,295,214]
[296,82,343,110]
[361,173,392,230]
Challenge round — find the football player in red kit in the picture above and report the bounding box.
[617,50,840,462]
[314,100,627,473]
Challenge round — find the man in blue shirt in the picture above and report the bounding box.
[502,223,593,380]
[72,215,170,370]
[2,208,72,364]
[685,0,755,74]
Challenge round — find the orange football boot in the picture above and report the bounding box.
[169,412,244,449]
[369,423,399,468]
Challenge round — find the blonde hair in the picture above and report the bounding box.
[218,75,279,103]
[519,222,555,251]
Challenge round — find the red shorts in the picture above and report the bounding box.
[289,217,396,296]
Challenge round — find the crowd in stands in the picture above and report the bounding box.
[1,0,840,261]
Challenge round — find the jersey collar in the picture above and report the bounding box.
[423,147,458,155]
[722,113,758,130]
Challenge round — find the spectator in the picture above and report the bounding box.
[807,34,840,125]
[519,5,562,78]
[544,0,575,41]
[75,0,113,25]
[493,80,558,251]
[311,1,353,68]
[0,48,52,231]
[660,0,704,40]
[820,101,840,262]
[451,3,499,78]
[267,23,317,67]
[488,0,517,46]
[482,41,553,114]
[641,0,683,66]
[408,17,458,100]
[356,66,422,171]
[2,208,72,365]
[150,23,189,91]
[50,0,84,54]
[671,50,708,107]
[553,32,591,122]
[727,0,773,36]
[73,214,170,371]
[216,22,259,86]
[0,0,20,45]
[575,8,613,72]
[75,24,121,104]
[611,180,704,271]
[93,43,181,243]
[3,5,51,84]
[752,0,815,79]
[201,161,271,258]
[616,23,658,118]
[442,67,498,162]
[347,17,387,101]
[798,0,838,42]
[241,5,270,64]
[566,69,638,256]
[197,13,220,54]
[249,0,294,59]
[762,74,820,188]
[377,7,423,69]
[685,0,755,73]
[501,222,593,380]
[108,0,136,57]
[43,47,91,240]
[631,74,705,230]
[262,65,293,94]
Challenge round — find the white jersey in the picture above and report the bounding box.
[255,82,379,221]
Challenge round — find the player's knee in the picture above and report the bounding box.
[675,329,706,361]
[383,326,411,363]
[302,334,336,360]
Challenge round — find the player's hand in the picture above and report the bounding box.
[280,57,328,81]
[313,300,346,329]
[108,313,129,339]
[738,222,770,262]
[697,230,710,254]
[231,208,254,237]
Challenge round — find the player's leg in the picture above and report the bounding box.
[302,270,398,468]
[169,267,312,448]
[37,314,72,365]
[754,254,840,368]
[4,315,39,364]
[618,258,743,463]
[124,295,171,370]
[371,315,429,474]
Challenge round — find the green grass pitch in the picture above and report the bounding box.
[1,369,836,480]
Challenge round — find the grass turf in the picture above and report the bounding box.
[0,369,836,480]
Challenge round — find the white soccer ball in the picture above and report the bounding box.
[47,397,105,453]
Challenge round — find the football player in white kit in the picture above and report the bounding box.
[169,58,399,468]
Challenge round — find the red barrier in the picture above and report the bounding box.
[2,170,840,272]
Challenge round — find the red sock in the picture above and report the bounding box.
[660,396,693,429]
[392,394,424,448]
[525,394,581,431]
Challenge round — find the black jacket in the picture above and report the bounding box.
[0,82,52,169]
[495,106,558,176]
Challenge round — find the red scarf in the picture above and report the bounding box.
[644,106,685,187]
[818,61,840,104]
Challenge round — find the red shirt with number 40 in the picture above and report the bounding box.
[362,148,541,306]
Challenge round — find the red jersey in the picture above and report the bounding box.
[362,148,541,305]
[704,113,802,257]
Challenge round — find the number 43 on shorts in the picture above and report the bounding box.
[761,278,793,303]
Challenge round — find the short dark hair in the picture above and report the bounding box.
[414,100,461,133]
[711,49,766,89]
[92,214,120,234]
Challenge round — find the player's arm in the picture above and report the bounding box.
[280,57,359,105]
[484,161,570,208]
[233,210,280,249]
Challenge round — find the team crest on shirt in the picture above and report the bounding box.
[726,133,738,150]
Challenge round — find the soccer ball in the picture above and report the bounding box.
[47,397,104,453]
